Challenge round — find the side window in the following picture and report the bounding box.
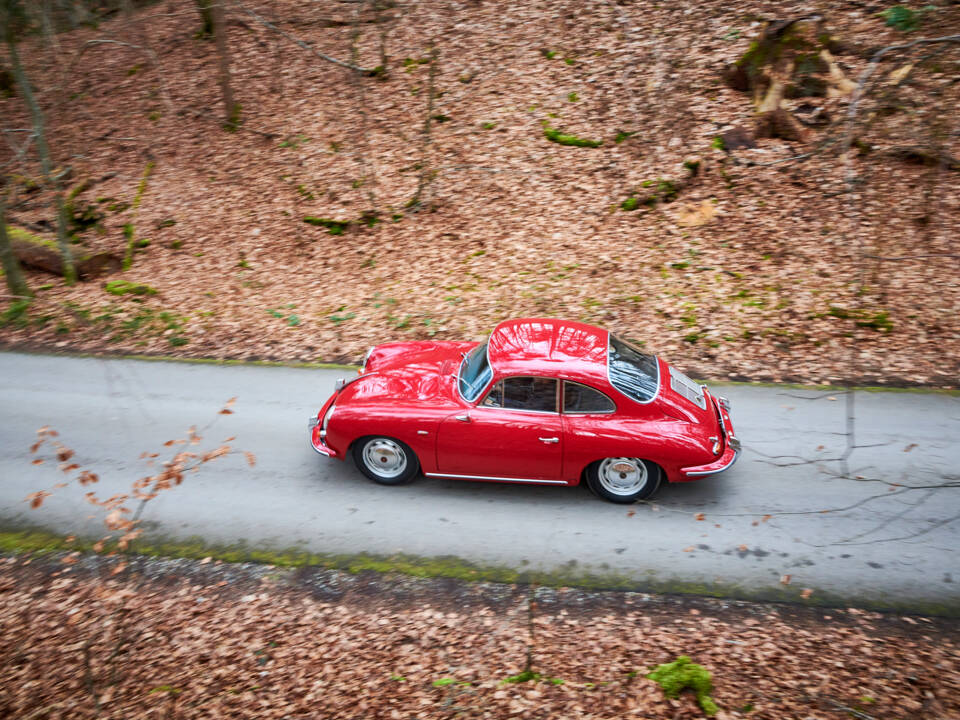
[563,381,615,414]
[480,377,557,412]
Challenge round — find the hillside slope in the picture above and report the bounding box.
[1,0,958,385]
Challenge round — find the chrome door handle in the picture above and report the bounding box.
[538,437,559,444]
[454,414,470,422]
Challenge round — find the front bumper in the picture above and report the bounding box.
[308,392,340,458]
[308,419,337,457]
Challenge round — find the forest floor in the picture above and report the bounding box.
[2,552,959,720]
[1,0,958,386]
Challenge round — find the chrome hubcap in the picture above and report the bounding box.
[362,438,407,479]
[598,457,648,496]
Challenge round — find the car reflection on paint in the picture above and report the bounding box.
[309,318,739,503]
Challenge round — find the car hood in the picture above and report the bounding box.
[343,341,477,405]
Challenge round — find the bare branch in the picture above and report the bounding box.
[865,253,960,261]
[234,2,376,74]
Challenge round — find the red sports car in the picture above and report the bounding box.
[309,318,739,503]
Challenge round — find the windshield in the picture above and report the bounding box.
[458,342,492,402]
[608,335,660,403]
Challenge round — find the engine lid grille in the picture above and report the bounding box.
[669,367,706,410]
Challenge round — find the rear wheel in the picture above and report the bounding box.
[586,457,661,503]
[353,436,420,486]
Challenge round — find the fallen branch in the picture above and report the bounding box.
[6,224,121,279]
[865,253,960,261]
[234,2,376,74]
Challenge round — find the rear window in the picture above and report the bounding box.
[458,342,492,402]
[608,335,659,403]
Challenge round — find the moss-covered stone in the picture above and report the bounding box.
[104,280,158,296]
[543,124,602,148]
[648,656,718,716]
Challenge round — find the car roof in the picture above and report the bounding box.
[486,318,611,386]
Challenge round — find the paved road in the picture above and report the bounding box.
[1,352,958,611]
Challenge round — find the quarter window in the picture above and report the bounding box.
[563,381,615,414]
[481,377,558,413]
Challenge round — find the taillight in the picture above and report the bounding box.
[321,403,336,438]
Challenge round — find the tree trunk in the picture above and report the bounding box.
[211,1,239,129]
[194,0,214,38]
[6,224,120,279]
[5,23,77,284]
[0,198,32,299]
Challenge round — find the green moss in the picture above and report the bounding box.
[711,136,725,151]
[620,196,639,211]
[648,656,718,716]
[543,125,602,148]
[6,224,54,248]
[224,102,242,131]
[0,299,32,328]
[304,217,349,235]
[614,131,634,143]
[123,162,155,270]
[104,280,157,296]
[827,306,894,332]
[856,311,894,332]
[880,5,919,32]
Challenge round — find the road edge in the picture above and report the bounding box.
[3,526,958,618]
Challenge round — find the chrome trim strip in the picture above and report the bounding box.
[425,472,568,485]
[336,371,378,392]
[685,447,740,477]
[457,341,494,403]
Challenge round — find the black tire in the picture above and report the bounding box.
[352,436,420,486]
[586,457,661,503]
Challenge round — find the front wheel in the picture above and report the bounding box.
[586,457,661,503]
[353,436,420,485]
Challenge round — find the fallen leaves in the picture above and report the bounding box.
[674,199,718,227]
[1,559,957,720]
[25,490,51,509]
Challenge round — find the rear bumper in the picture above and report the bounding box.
[681,439,740,477]
[681,392,740,478]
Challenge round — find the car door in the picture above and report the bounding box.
[435,376,563,480]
